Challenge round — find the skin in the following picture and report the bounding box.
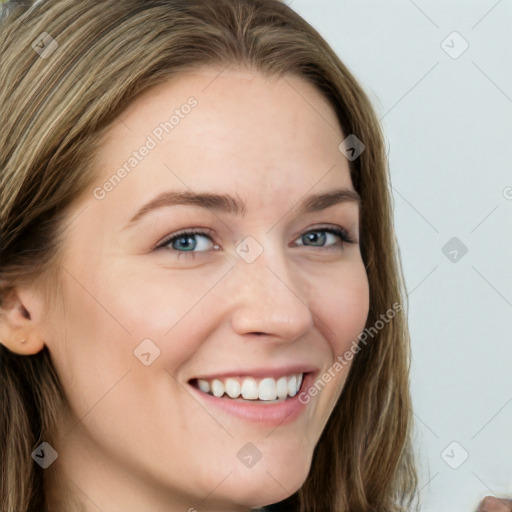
[478,498,512,512]
[0,68,508,512]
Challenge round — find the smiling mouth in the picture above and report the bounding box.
[189,373,305,403]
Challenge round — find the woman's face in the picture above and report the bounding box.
[40,68,369,511]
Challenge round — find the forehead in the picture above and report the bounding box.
[114,66,338,130]
[85,68,354,222]
[100,68,344,160]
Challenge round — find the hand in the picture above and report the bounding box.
[478,496,512,511]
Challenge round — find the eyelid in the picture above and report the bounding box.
[294,225,356,246]
[153,227,215,251]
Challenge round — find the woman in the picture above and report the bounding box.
[0,0,509,511]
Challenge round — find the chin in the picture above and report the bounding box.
[218,452,312,509]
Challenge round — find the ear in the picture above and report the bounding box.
[0,287,46,355]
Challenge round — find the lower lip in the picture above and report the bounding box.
[187,372,315,426]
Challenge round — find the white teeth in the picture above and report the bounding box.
[198,379,210,393]
[225,378,241,399]
[195,373,305,402]
[211,379,224,397]
[258,378,277,401]
[241,378,259,399]
[276,377,288,399]
[296,373,303,393]
[288,375,297,397]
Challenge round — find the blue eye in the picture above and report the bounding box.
[161,230,214,252]
[296,227,354,248]
[154,226,355,256]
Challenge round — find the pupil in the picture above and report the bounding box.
[175,236,195,251]
[306,232,325,246]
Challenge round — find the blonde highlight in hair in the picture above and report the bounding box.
[0,1,418,510]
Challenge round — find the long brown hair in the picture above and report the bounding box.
[0,0,418,510]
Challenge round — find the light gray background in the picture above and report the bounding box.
[288,1,512,511]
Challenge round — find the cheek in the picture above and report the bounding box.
[44,271,139,419]
[61,259,236,403]
[106,262,232,354]
[314,260,370,354]
[302,261,369,413]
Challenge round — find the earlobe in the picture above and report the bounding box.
[0,291,46,355]
[0,325,46,356]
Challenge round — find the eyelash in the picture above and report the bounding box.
[154,225,356,257]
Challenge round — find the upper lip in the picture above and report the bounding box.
[189,364,319,381]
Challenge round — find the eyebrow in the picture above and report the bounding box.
[125,188,361,228]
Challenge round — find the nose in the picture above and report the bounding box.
[227,247,314,341]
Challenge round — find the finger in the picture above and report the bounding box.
[478,496,512,512]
